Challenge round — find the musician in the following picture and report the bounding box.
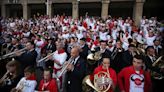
[153,39,162,56]
[8,38,23,52]
[49,41,67,91]
[90,58,117,92]
[11,66,37,92]
[122,44,136,68]
[66,47,86,92]
[67,37,79,54]
[144,46,164,92]
[34,35,44,61]
[79,38,90,60]
[38,68,58,92]
[144,46,162,73]
[118,55,152,92]
[111,40,124,73]
[43,38,56,54]
[15,41,37,73]
[0,60,22,92]
[95,40,112,64]
[20,37,29,48]
[42,38,56,68]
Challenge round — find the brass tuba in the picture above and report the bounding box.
[83,69,112,92]
[87,51,102,65]
[151,55,164,80]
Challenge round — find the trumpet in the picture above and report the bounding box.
[10,80,25,92]
[111,48,122,60]
[57,57,74,78]
[15,80,25,92]
[0,71,10,85]
[37,52,55,63]
[0,47,27,60]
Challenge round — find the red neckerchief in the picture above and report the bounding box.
[26,74,36,80]
[37,39,41,41]
[86,37,91,42]
[93,40,99,46]
[58,49,65,54]
[126,34,129,37]
[109,45,113,48]
[94,25,97,29]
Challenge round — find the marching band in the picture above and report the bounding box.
[0,15,164,92]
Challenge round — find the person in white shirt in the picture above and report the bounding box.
[145,30,156,46]
[99,30,109,41]
[62,31,70,39]
[11,66,37,92]
[121,31,132,50]
[49,41,67,91]
[76,30,83,42]
[34,35,45,64]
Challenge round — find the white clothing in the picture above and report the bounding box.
[129,74,144,92]
[52,51,67,78]
[99,31,108,41]
[23,32,30,37]
[62,33,70,39]
[16,77,37,92]
[76,32,83,40]
[145,36,156,46]
[52,51,67,69]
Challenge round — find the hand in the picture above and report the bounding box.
[15,51,22,56]
[47,55,53,60]
[54,59,61,65]
[67,64,74,71]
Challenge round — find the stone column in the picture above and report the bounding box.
[101,0,110,19]
[22,0,28,20]
[46,0,52,18]
[1,4,6,18]
[72,0,79,19]
[133,0,145,27]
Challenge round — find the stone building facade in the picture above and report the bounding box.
[0,0,163,26]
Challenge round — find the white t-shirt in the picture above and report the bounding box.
[52,51,67,78]
[23,32,31,37]
[62,33,70,39]
[52,51,67,69]
[145,36,156,46]
[129,74,144,92]
[99,31,108,41]
[76,32,83,40]
[16,77,37,92]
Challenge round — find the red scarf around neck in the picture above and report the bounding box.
[58,49,65,54]
[26,74,36,80]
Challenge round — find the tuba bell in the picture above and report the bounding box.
[151,55,164,80]
[87,51,102,65]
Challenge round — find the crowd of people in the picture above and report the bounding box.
[0,14,164,92]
